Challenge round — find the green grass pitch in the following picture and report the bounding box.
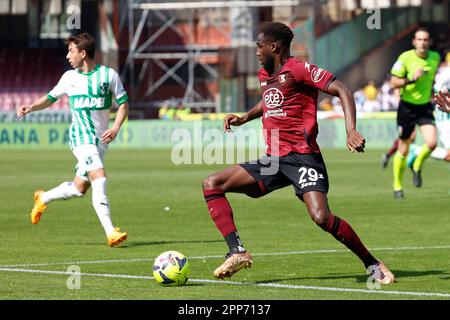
[0,148,449,300]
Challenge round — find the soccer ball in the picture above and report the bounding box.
[152,251,190,286]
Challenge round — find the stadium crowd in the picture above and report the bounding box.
[319,52,450,113]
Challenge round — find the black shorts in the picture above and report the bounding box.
[240,152,329,200]
[397,100,435,140]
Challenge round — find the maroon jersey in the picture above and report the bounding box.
[258,57,335,156]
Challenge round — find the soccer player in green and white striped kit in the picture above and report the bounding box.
[16,33,128,247]
[408,65,450,163]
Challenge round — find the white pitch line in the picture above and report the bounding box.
[1,244,449,268]
[0,267,449,298]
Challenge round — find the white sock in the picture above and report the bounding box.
[431,147,447,160]
[41,182,84,204]
[91,177,114,235]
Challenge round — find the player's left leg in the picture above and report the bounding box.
[411,124,437,187]
[279,152,394,284]
[434,120,450,162]
[88,167,127,247]
[78,144,126,247]
[302,191,395,285]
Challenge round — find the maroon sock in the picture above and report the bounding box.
[326,214,378,268]
[204,189,237,238]
[387,139,399,157]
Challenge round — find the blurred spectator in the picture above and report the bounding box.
[331,96,341,110]
[173,102,191,121]
[318,97,333,111]
[380,76,400,111]
[353,88,366,112]
[445,52,450,65]
[363,80,378,100]
[362,80,380,112]
[158,100,176,120]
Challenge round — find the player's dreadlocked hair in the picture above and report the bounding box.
[261,22,294,48]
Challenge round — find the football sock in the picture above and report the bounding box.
[393,151,406,191]
[41,181,84,204]
[204,189,237,239]
[413,144,432,172]
[326,213,378,269]
[406,144,421,167]
[224,231,246,253]
[91,177,114,235]
[387,139,399,157]
[430,147,447,160]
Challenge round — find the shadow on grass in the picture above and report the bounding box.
[255,269,450,284]
[76,239,223,248]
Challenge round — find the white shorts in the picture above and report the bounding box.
[436,121,450,149]
[72,144,107,181]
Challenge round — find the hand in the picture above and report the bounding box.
[412,68,424,81]
[346,128,365,153]
[101,128,118,144]
[433,90,450,114]
[223,114,245,132]
[16,105,32,118]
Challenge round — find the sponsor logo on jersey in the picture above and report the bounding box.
[279,74,287,84]
[73,97,106,109]
[263,88,284,108]
[260,81,267,86]
[311,66,325,83]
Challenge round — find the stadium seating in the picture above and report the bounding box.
[0,48,66,111]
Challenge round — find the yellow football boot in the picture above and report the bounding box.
[107,228,128,247]
[31,190,47,224]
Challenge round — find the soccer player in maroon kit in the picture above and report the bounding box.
[202,22,395,284]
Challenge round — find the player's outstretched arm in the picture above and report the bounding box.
[324,80,365,153]
[101,102,129,144]
[434,90,450,114]
[16,95,53,118]
[223,99,263,132]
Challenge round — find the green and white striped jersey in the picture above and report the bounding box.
[47,64,128,149]
[433,66,450,123]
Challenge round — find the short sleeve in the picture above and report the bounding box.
[293,61,336,91]
[391,54,407,78]
[109,69,128,105]
[47,71,70,102]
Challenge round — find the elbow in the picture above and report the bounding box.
[333,80,351,99]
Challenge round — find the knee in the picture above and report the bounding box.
[427,142,437,150]
[73,180,89,195]
[77,185,88,196]
[202,175,224,192]
[309,207,330,229]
